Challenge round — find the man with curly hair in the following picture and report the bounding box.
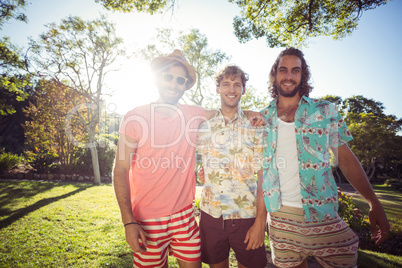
[197,65,267,268]
[260,47,389,268]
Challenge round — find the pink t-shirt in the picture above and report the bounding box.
[119,103,206,220]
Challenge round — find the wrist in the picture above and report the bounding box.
[124,222,141,227]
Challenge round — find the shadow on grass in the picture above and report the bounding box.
[0,180,58,209]
[0,180,93,229]
[358,250,402,268]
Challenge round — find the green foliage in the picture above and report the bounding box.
[28,15,125,183]
[1,0,32,115]
[0,0,29,29]
[320,95,402,181]
[0,148,24,173]
[194,198,200,209]
[72,137,116,176]
[94,0,388,47]
[384,178,402,190]
[0,2,32,151]
[319,95,343,107]
[343,96,402,180]
[23,79,86,167]
[342,95,387,117]
[0,37,31,116]
[25,148,58,174]
[230,0,388,47]
[338,189,370,231]
[94,0,173,14]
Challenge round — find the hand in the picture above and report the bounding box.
[198,166,205,184]
[244,220,265,250]
[245,111,266,127]
[368,203,390,245]
[125,223,148,253]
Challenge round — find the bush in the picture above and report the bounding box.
[0,148,24,173]
[384,178,402,190]
[72,136,116,176]
[337,187,370,231]
[25,148,58,174]
[194,198,200,209]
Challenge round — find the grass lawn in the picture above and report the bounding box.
[0,180,401,267]
[348,184,402,231]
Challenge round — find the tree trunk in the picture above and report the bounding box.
[89,145,101,184]
[88,128,101,185]
[368,165,375,181]
[367,159,376,181]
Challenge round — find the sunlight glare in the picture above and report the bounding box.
[106,58,158,116]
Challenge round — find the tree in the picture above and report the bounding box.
[0,0,32,153]
[319,95,402,182]
[23,79,86,169]
[320,95,343,107]
[342,95,401,180]
[136,28,230,107]
[0,1,31,116]
[0,38,31,115]
[94,0,173,14]
[231,0,388,47]
[0,0,29,27]
[95,0,388,48]
[28,15,125,184]
[342,95,391,119]
[347,112,399,180]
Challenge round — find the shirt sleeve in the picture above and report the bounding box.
[118,108,149,146]
[328,103,353,148]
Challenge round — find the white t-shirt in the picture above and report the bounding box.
[276,118,302,208]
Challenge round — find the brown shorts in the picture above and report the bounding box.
[268,206,359,268]
[200,211,267,267]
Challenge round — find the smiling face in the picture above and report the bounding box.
[274,55,302,98]
[155,64,188,105]
[217,75,245,110]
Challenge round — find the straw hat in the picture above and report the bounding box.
[150,49,197,89]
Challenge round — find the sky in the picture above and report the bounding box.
[1,0,402,119]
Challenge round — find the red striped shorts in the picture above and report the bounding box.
[268,206,359,268]
[133,204,201,267]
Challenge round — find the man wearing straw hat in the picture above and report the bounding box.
[113,50,263,267]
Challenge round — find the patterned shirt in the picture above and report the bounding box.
[197,108,264,219]
[260,96,353,222]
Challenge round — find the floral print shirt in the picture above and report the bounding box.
[260,96,353,222]
[197,108,264,219]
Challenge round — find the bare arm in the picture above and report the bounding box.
[333,143,390,245]
[245,169,267,250]
[113,134,147,252]
[205,109,216,120]
[243,110,267,126]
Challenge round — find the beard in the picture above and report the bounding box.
[158,86,185,105]
[274,79,301,98]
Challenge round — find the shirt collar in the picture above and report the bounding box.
[299,95,312,105]
[267,95,312,108]
[215,107,244,122]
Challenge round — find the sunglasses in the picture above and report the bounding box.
[162,73,188,86]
